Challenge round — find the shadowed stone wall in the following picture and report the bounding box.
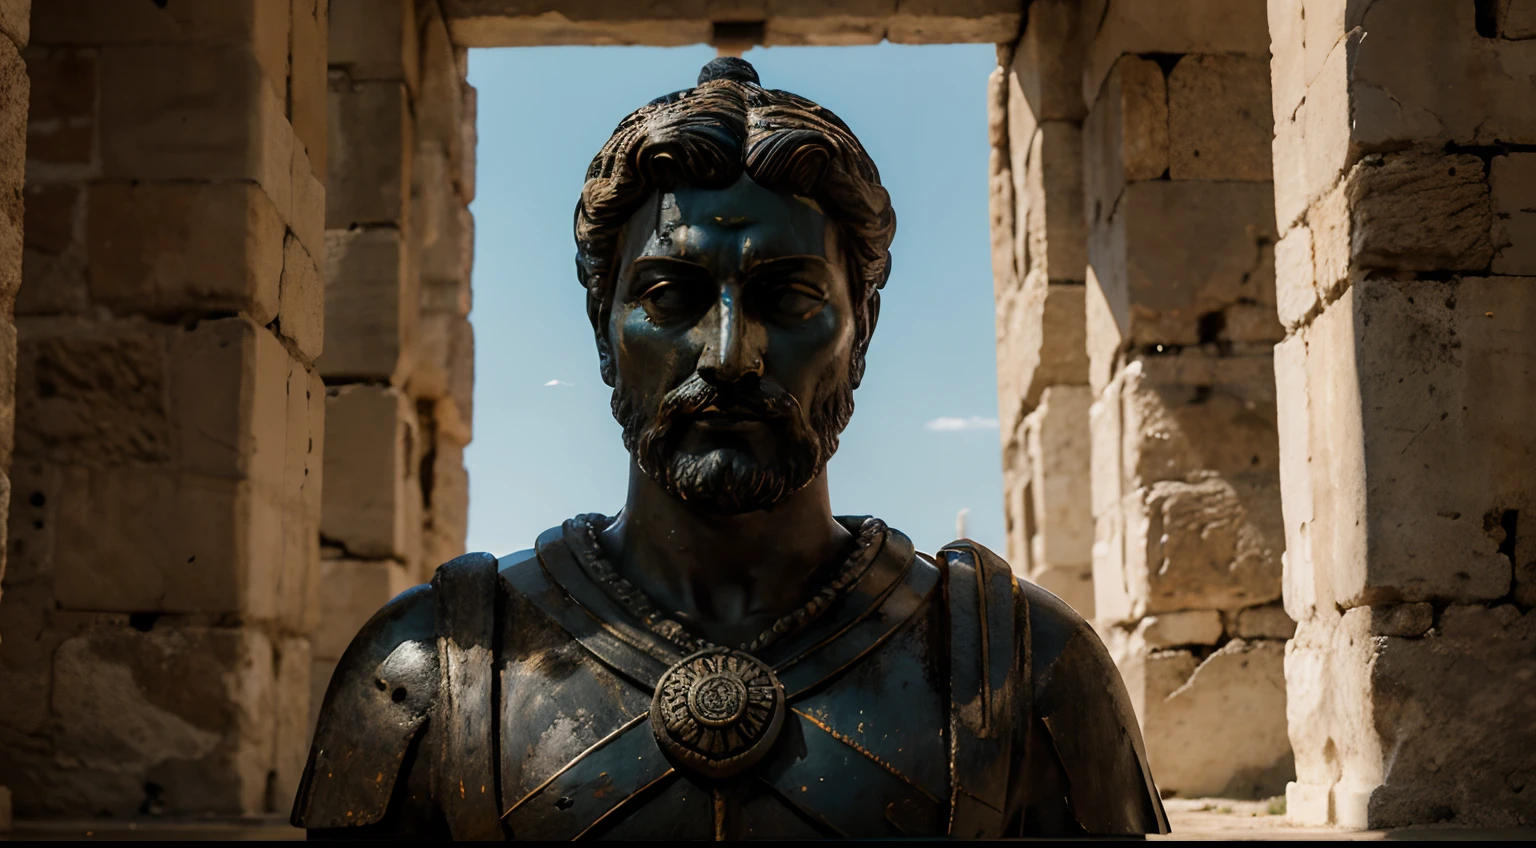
[310,0,475,729]
[1078,0,1293,800]
[0,0,327,817]
[1268,0,1536,829]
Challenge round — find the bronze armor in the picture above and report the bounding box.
[292,519,1169,839]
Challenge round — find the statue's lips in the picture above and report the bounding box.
[685,406,775,431]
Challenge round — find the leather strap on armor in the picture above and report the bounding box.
[939,540,1022,838]
[432,552,506,840]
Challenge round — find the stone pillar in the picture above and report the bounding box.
[1080,0,1293,799]
[1269,0,1536,828]
[990,0,1095,617]
[0,0,28,833]
[313,0,474,718]
[0,0,326,817]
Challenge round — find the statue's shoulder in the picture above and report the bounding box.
[293,551,508,836]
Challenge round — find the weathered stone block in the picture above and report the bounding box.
[1491,152,1536,275]
[1009,0,1084,124]
[413,312,474,404]
[885,0,1021,44]
[88,182,284,323]
[289,0,327,179]
[329,0,418,90]
[168,317,289,484]
[1091,504,1131,622]
[272,636,311,810]
[1136,609,1223,648]
[1113,354,1280,491]
[1115,475,1284,618]
[1167,54,1272,181]
[995,277,1087,437]
[1286,607,1536,827]
[0,0,28,49]
[1023,386,1092,568]
[98,45,291,222]
[1273,222,1317,330]
[279,233,324,362]
[20,623,279,816]
[1133,638,1292,798]
[1235,603,1296,639]
[15,327,170,466]
[1499,0,1536,38]
[415,148,473,288]
[416,6,464,178]
[1342,152,1492,278]
[19,183,88,316]
[1083,55,1166,229]
[1280,277,1530,611]
[1030,563,1093,618]
[313,558,414,660]
[0,37,24,229]
[1019,122,1086,283]
[319,227,414,383]
[1081,0,1270,107]
[22,46,93,167]
[1089,179,1280,350]
[321,384,420,562]
[420,434,469,582]
[327,76,412,229]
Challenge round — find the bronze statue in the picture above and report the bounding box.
[293,58,1169,840]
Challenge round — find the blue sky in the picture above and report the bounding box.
[463,42,1005,558]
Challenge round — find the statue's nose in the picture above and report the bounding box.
[697,289,765,384]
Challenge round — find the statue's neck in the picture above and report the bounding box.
[598,457,854,648]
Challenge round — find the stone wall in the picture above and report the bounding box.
[990,0,1094,616]
[1269,0,1536,828]
[0,0,327,817]
[311,0,474,722]
[1078,0,1293,799]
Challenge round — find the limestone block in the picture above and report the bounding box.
[416,6,464,177]
[1020,122,1087,283]
[1083,55,1166,229]
[988,146,1018,303]
[412,312,474,405]
[1285,606,1536,828]
[1136,638,1292,799]
[5,460,62,588]
[1135,609,1222,648]
[19,183,88,316]
[1091,505,1132,623]
[32,2,290,97]
[994,278,1087,437]
[1167,54,1272,181]
[1113,354,1280,491]
[23,47,93,166]
[22,623,278,817]
[886,0,1020,44]
[1004,71,1037,235]
[15,326,171,466]
[1491,153,1536,275]
[87,182,284,324]
[289,0,327,179]
[1499,0,1536,38]
[1089,179,1280,349]
[1009,0,1084,124]
[98,45,291,221]
[1368,602,1433,637]
[1235,603,1296,639]
[0,0,28,49]
[1350,0,1536,148]
[458,81,477,206]
[1003,470,1032,579]
[1273,222,1317,330]
[319,227,415,384]
[272,636,312,811]
[1024,386,1093,568]
[415,150,473,289]
[1337,152,1492,280]
[1081,0,1269,104]
[313,558,414,660]
[1266,0,1305,127]
[280,364,324,634]
[1349,277,1527,603]
[321,384,420,562]
[279,233,325,362]
[1088,369,1123,519]
[0,38,22,229]
[168,317,289,487]
[327,76,413,230]
[1120,476,1284,616]
[329,0,419,90]
[420,433,469,581]
[1030,563,1093,618]
[1084,264,1120,394]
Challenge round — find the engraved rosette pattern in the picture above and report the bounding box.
[652,648,786,779]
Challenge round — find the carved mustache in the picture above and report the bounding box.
[654,373,802,426]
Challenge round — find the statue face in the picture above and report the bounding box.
[606,173,858,514]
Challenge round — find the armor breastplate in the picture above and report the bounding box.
[493,519,994,840]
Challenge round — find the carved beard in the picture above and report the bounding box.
[612,367,855,515]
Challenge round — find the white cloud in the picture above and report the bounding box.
[543,379,573,387]
[923,416,999,432]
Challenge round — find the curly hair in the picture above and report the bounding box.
[574,58,896,387]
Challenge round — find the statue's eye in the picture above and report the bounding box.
[638,280,702,320]
[771,284,826,320]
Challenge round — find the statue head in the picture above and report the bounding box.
[575,57,895,515]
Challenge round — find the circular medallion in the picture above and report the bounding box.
[652,648,785,779]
